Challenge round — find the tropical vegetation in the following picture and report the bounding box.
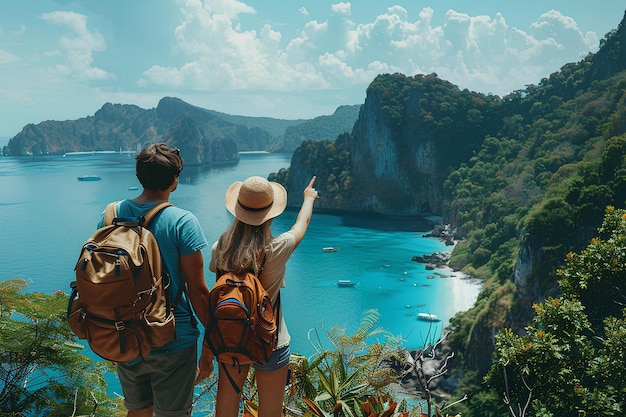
[485,207,626,416]
[2,285,461,416]
[0,279,123,416]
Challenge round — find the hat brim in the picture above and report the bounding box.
[225,180,287,226]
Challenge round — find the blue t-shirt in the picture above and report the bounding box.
[98,199,208,359]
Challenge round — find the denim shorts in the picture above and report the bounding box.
[117,344,197,417]
[253,345,290,372]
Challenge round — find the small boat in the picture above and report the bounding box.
[323,247,339,252]
[77,175,101,181]
[417,313,438,322]
[128,186,138,190]
[337,280,357,287]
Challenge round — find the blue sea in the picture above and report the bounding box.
[0,145,480,405]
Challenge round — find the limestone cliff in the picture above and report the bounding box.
[346,86,442,216]
[283,73,501,217]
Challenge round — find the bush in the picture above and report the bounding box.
[0,279,122,416]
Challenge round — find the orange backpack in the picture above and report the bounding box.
[205,255,278,379]
[67,202,177,362]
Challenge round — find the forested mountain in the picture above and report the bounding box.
[2,97,359,161]
[271,10,626,415]
[270,105,361,152]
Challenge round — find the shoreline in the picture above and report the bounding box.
[439,266,483,320]
[413,237,483,323]
[439,242,483,323]
[399,238,483,353]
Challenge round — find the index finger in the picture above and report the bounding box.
[308,176,317,188]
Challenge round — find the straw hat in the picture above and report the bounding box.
[225,176,287,226]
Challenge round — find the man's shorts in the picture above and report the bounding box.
[253,345,290,372]
[117,344,197,417]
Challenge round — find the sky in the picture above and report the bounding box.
[0,1,625,138]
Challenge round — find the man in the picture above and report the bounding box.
[98,143,213,417]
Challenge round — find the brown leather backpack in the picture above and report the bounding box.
[67,201,176,362]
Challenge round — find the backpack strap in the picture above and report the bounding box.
[103,201,172,227]
[172,278,197,328]
[139,202,196,325]
[104,201,120,226]
[257,253,267,277]
[142,202,173,227]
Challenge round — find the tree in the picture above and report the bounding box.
[486,207,626,417]
[0,279,122,416]
[559,206,626,326]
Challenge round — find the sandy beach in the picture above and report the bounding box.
[446,267,483,313]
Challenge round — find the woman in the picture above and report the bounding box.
[200,175,319,417]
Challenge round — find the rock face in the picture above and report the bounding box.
[348,92,442,216]
[283,73,500,217]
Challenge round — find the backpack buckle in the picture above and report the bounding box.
[115,321,125,331]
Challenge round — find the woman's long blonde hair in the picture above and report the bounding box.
[213,219,274,274]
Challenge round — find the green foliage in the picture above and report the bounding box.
[558,206,626,330]
[279,105,360,152]
[290,310,406,417]
[486,208,626,416]
[0,279,122,416]
[287,309,467,417]
[444,65,626,287]
[271,137,353,207]
[367,73,503,170]
[450,370,508,417]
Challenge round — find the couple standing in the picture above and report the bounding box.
[101,143,319,416]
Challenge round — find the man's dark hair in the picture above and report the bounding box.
[135,143,183,190]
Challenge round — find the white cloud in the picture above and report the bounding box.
[0,50,20,64]
[197,0,255,19]
[40,11,113,81]
[331,3,351,16]
[140,0,333,92]
[138,1,601,100]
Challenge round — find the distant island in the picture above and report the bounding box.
[2,97,360,164]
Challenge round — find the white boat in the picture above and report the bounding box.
[77,175,101,181]
[337,280,357,287]
[323,247,339,252]
[417,313,438,321]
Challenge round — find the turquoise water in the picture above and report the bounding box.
[0,151,480,401]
